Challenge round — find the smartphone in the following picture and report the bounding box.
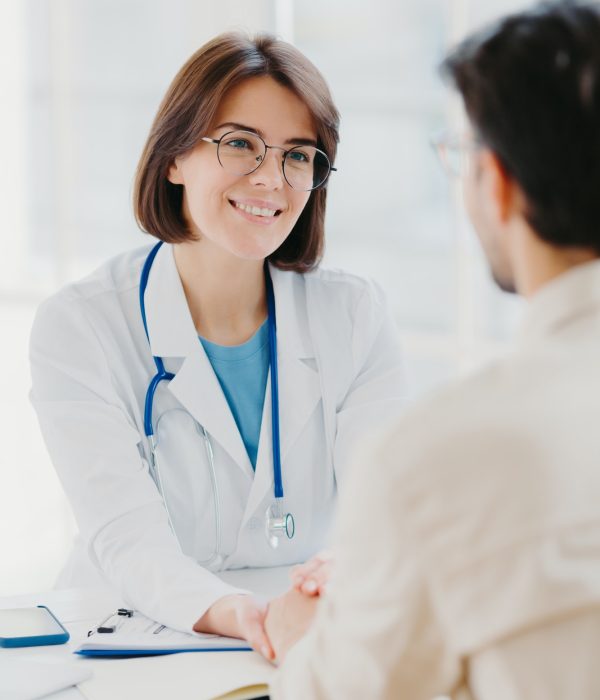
[0,605,70,648]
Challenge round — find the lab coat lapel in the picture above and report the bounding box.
[242,373,274,522]
[143,243,253,476]
[240,266,322,524]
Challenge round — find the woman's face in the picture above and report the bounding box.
[168,75,316,262]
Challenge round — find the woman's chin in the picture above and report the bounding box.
[226,236,287,262]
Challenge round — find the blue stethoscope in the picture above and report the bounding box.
[140,242,295,564]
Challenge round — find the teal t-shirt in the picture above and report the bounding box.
[199,320,269,470]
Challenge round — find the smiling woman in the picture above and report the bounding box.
[166,77,315,266]
[28,32,405,660]
[134,33,338,270]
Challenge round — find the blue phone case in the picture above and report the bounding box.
[0,605,70,648]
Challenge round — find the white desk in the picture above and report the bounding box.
[0,567,290,700]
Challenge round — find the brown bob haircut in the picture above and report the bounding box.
[133,32,340,272]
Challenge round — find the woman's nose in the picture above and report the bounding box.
[247,147,285,189]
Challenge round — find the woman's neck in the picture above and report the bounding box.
[173,240,268,346]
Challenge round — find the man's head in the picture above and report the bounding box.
[442,0,600,293]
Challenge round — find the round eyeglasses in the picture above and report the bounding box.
[201,130,336,191]
[430,130,482,179]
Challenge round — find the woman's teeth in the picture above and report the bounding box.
[235,201,277,217]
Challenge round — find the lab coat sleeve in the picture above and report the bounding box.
[270,432,462,700]
[333,280,405,484]
[29,292,247,632]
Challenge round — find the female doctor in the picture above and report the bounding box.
[29,32,404,659]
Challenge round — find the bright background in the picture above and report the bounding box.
[1,0,530,596]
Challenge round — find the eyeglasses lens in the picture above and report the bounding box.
[216,130,331,191]
[433,134,478,179]
[217,131,265,176]
[283,146,330,191]
[436,142,462,178]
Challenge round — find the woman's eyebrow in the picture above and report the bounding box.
[214,121,318,147]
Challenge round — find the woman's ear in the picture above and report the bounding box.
[167,157,184,185]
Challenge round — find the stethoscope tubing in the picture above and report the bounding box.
[265,266,283,499]
[139,241,174,438]
[140,240,286,506]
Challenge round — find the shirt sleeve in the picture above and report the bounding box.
[270,431,462,700]
[29,292,247,632]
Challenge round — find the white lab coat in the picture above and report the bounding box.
[29,242,404,632]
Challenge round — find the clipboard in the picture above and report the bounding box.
[75,608,251,657]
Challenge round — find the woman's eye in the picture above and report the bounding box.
[288,150,310,163]
[227,139,251,149]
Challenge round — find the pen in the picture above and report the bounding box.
[87,608,134,636]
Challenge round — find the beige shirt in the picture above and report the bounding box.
[272,260,600,700]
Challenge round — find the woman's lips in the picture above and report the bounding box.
[229,199,283,224]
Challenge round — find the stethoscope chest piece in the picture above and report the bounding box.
[265,500,295,549]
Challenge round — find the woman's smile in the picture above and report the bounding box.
[229,197,285,225]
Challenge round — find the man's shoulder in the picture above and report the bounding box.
[370,349,584,549]
[395,360,512,434]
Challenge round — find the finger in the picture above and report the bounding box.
[300,578,319,595]
[290,563,306,577]
[314,549,333,563]
[291,551,334,591]
[290,565,307,589]
[301,560,333,596]
[241,606,275,661]
[291,560,316,580]
[291,563,314,590]
[247,623,274,661]
[297,557,323,579]
[297,563,326,595]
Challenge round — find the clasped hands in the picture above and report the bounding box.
[265,550,333,663]
[195,551,332,664]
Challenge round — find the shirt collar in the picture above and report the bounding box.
[517,258,600,346]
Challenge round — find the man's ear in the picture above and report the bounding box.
[167,157,184,185]
[479,150,521,224]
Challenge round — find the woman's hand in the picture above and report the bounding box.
[290,550,333,597]
[265,588,319,663]
[193,594,274,661]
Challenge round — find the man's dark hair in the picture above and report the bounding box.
[442,0,600,252]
